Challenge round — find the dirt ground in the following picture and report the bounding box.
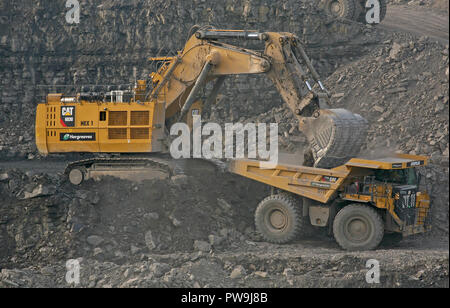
[0,3,449,288]
[0,162,448,288]
[381,5,449,44]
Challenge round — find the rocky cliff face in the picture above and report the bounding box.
[0,0,371,158]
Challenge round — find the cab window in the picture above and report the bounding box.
[405,168,418,185]
[374,169,417,185]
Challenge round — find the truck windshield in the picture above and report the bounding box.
[374,168,418,185]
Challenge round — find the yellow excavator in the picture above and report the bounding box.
[35,29,431,250]
[36,29,367,177]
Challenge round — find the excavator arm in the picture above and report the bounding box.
[148,30,271,120]
[149,30,368,168]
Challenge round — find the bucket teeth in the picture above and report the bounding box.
[303,109,368,168]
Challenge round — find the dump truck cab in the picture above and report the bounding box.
[230,153,431,251]
[341,154,431,237]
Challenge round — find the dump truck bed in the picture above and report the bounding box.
[229,154,428,204]
[229,159,350,204]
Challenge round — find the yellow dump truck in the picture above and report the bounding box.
[230,153,431,250]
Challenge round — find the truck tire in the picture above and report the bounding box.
[333,204,384,251]
[255,194,303,244]
[323,0,356,20]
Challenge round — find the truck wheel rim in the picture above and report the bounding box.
[329,1,343,17]
[344,216,371,242]
[268,209,287,230]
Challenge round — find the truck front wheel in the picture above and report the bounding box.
[255,194,303,244]
[333,204,384,251]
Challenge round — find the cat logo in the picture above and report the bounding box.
[61,106,75,127]
[62,107,74,116]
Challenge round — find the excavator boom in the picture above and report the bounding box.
[150,29,368,168]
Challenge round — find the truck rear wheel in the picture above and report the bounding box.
[323,0,356,20]
[255,194,303,244]
[333,204,384,251]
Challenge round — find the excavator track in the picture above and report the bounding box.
[65,156,174,185]
[64,155,226,185]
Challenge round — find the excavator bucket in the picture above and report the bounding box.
[301,109,368,168]
[261,32,368,168]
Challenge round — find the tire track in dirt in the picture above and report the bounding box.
[380,5,449,44]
